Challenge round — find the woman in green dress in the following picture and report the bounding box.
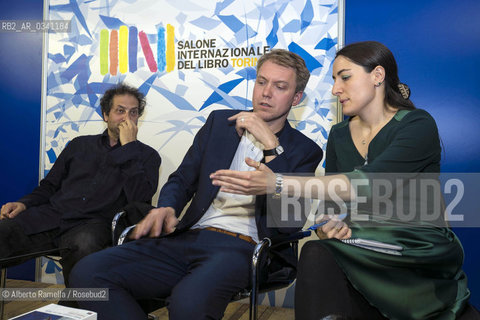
[210,41,473,319]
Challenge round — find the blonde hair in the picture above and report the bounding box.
[257,49,310,93]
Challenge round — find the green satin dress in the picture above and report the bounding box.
[320,109,470,319]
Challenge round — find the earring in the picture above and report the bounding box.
[375,81,384,87]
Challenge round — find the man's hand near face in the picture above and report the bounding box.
[228,111,281,163]
[118,118,138,146]
[228,112,278,149]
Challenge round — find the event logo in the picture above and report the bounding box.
[100,24,175,75]
[176,38,270,70]
[100,24,270,75]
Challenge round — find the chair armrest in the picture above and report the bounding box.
[251,230,311,289]
[252,230,312,277]
[0,248,70,268]
[117,225,137,246]
[112,211,126,244]
[248,230,312,319]
[252,239,271,270]
[111,202,154,245]
[268,230,312,248]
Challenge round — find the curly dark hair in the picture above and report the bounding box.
[100,83,146,117]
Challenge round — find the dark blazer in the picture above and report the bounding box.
[157,109,322,269]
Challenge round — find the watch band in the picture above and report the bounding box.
[263,145,284,157]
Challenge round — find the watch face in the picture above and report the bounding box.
[276,145,284,154]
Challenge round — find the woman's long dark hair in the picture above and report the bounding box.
[336,41,415,110]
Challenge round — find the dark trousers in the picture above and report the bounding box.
[0,218,111,286]
[294,241,388,320]
[70,229,255,320]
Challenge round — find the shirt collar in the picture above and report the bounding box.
[101,129,120,149]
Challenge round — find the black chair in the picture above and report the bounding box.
[236,230,312,320]
[114,208,312,320]
[0,201,152,320]
[0,247,69,320]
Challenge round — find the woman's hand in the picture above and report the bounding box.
[210,157,276,195]
[315,216,352,240]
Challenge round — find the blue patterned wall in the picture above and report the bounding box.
[42,0,340,191]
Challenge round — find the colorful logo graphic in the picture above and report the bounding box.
[100,24,175,75]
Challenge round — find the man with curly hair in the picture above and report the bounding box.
[0,83,161,286]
